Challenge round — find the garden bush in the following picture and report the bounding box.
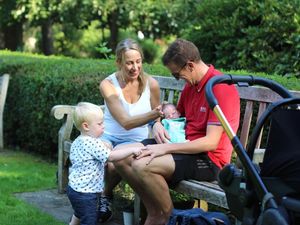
[184,0,300,77]
[0,50,299,158]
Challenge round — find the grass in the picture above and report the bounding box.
[0,150,65,225]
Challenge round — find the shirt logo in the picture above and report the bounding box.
[200,106,206,112]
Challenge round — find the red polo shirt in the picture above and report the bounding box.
[177,65,240,168]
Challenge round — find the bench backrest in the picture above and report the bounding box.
[0,74,10,149]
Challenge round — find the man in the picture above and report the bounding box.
[114,39,240,225]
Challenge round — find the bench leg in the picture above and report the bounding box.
[134,193,140,225]
[58,151,69,193]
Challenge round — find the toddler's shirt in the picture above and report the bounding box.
[68,135,110,193]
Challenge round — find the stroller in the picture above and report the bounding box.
[205,75,300,225]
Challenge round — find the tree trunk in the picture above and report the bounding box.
[3,22,23,51]
[0,29,4,49]
[41,18,54,55]
[107,9,119,52]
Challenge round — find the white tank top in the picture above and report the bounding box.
[103,73,151,141]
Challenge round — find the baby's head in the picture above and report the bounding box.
[73,102,104,138]
[162,102,180,119]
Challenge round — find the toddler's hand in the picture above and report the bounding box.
[132,148,143,158]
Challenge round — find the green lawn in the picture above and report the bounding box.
[0,150,65,225]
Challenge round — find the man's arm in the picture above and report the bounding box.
[138,124,223,164]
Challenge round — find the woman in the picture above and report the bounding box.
[98,38,162,222]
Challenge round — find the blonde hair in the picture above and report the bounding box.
[73,102,103,131]
[115,38,148,95]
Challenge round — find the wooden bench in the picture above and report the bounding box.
[51,75,300,224]
[0,74,10,150]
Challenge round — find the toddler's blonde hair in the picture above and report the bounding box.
[73,102,103,131]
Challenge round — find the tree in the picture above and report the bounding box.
[0,0,25,51]
[185,0,300,76]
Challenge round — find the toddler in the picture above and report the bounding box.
[67,102,142,225]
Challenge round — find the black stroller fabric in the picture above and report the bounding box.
[260,108,300,195]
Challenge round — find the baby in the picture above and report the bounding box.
[161,102,187,143]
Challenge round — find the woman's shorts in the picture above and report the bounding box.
[100,133,136,148]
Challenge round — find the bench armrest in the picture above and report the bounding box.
[51,105,75,193]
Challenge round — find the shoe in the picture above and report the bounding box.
[98,196,113,223]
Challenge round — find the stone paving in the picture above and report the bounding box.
[15,189,123,225]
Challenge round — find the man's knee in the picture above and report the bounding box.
[131,158,148,174]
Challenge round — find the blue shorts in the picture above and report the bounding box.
[67,186,100,225]
[100,133,136,148]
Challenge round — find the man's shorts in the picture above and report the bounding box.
[141,139,220,188]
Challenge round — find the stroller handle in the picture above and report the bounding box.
[205,75,293,109]
[205,74,291,211]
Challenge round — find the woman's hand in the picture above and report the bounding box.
[154,105,164,117]
[152,121,170,144]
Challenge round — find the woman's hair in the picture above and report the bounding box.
[162,38,201,67]
[115,38,148,94]
[73,102,103,131]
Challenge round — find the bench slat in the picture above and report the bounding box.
[255,102,267,148]
[240,101,253,149]
[175,180,228,209]
[167,90,175,103]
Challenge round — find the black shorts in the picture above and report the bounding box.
[141,139,220,188]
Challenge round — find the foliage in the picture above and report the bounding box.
[0,150,64,225]
[184,0,300,77]
[95,41,113,59]
[170,189,194,202]
[139,39,160,64]
[1,0,192,57]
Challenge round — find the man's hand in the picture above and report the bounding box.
[135,144,167,165]
[152,122,170,144]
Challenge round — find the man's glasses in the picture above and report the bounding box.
[172,63,186,80]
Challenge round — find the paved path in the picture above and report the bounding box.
[15,189,123,225]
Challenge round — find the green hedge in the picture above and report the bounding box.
[0,50,299,158]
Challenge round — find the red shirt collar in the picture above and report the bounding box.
[190,64,216,92]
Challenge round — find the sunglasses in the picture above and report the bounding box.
[172,63,186,80]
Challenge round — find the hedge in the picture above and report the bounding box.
[0,50,299,158]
